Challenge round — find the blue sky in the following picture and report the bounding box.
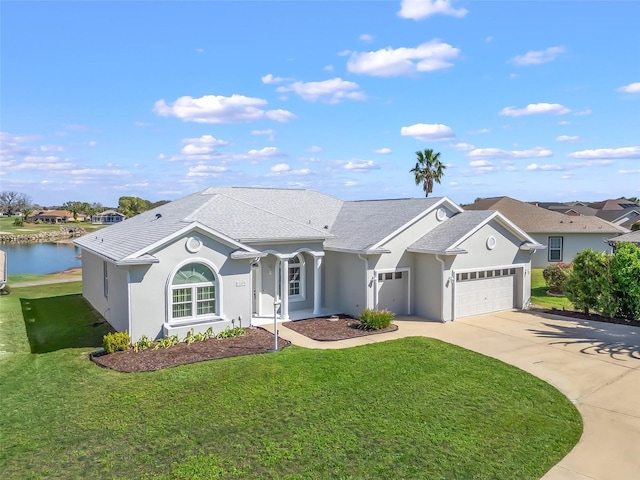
[2,0,639,207]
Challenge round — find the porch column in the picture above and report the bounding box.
[280,257,289,320]
[312,254,323,315]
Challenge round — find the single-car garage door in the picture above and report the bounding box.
[377,271,409,315]
[455,268,516,319]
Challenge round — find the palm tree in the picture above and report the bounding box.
[410,149,446,197]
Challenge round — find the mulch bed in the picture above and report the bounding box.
[91,327,291,373]
[530,307,640,328]
[283,314,398,341]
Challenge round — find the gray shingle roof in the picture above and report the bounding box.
[408,211,496,253]
[608,230,640,244]
[465,197,627,234]
[324,197,444,252]
[75,188,342,262]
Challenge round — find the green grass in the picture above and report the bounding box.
[0,283,582,479]
[6,273,52,284]
[0,216,106,234]
[530,268,573,310]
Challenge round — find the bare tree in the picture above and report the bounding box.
[0,191,32,216]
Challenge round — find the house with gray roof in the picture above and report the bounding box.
[465,197,629,268]
[75,187,542,342]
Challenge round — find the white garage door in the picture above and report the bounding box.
[377,271,409,315]
[455,268,516,319]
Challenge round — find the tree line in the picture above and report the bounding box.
[0,191,169,220]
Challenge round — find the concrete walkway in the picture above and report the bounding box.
[266,310,640,480]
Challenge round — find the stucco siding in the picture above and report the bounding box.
[529,232,612,268]
[127,231,252,341]
[323,251,367,317]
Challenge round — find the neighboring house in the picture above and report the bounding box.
[465,197,628,268]
[608,230,640,247]
[31,210,86,223]
[589,199,640,211]
[74,187,543,342]
[91,210,126,224]
[595,208,640,229]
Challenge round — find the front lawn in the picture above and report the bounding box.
[530,268,573,310]
[0,282,582,479]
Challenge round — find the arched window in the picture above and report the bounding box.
[276,254,306,301]
[171,263,217,321]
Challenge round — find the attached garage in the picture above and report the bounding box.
[454,268,517,319]
[376,270,409,315]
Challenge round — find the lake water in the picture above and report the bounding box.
[1,242,82,274]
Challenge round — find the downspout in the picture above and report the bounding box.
[435,255,446,322]
[358,254,370,310]
[126,269,133,340]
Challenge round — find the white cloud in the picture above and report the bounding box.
[618,169,640,174]
[398,0,468,20]
[469,128,490,135]
[343,159,379,171]
[346,40,460,77]
[153,94,296,124]
[324,65,334,72]
[469,160,496,174]
[276,78,366,104]
[556,135,580,143]
[374,147,392,154]
[187,164,229,177]
[88,141,97,147]
[574,108,592,116]
[359,33,374,42]
[180,134,228,155]
[449,181,459,186]
[344,181,358,187]
[568,160,615,168]
[400,123,455,141]
[526,163,564,171]
[248,146,285,158]
[485,36,494,43]
[307,145,323,153]
[251,129,275,141]
[452,142,474,151]
[617,82,640,93]
[469,160,492,168]
[511,46,564,66]
[261,74,287,85]
[567,146,640,159]
[468,146,552,160]
[558,120,571,126]
[500,103,570,117]
[265,109,297,122]
[196,48,204,54]
[271,163,290,172]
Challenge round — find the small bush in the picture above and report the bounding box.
[184,329,197,345]
[194,327,214,342]
[358,309,394,330]
[103,331,131,353]
[13,217,24,227]
[155,335,179,350]
[543,263,572,295]
[133,335,155,353]
[216,327,245,339]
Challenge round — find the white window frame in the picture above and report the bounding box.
[168,261,220,325]
[276,254,306,303]
[548,236,563,262]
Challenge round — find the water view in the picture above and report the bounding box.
[1,242,82,274]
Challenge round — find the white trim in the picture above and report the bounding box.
[165,258,223,325]
[313,255,322,315]
[369,197,463,251]
[373,267,411,315]
[251,262,262,317]
[128,222,259,261]
[448,211,538,252]
[287,254,306,303]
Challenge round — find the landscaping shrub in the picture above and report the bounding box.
[133,335,155,353]
[358,309,394,330]
[542,263,572,294]
[216,327,245,339]
[103,331,131,353]
[155,335,179,350]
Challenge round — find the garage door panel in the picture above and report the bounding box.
[455,274,515,319]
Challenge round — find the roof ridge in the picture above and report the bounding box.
[216,190,340,234]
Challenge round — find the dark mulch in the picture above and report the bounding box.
[530,307,640,328]
[283,314,398,341]
[91,327,291,373]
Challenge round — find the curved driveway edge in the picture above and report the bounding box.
[270,310,640,480]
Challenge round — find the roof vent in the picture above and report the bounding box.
[155,213,162,219]
[324,225,329,229]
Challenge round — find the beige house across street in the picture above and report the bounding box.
[75,187,544,342]
[465,197,628,268]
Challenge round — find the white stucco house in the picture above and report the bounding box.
[465,197,628,268]
[75,187,543,342]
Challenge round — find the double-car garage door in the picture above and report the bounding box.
[455,268,516,319]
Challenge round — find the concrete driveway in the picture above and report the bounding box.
[272,310,640,480]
